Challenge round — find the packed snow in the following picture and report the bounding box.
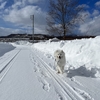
[0,37,100,100]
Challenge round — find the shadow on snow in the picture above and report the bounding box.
[65,66,99,78]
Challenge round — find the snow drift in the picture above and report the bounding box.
[15,41,32,45]
[33,36,100,78]
[0,43,15,57]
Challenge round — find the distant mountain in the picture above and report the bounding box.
[0,33,95,40]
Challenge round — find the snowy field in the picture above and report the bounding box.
[0,37,100,100]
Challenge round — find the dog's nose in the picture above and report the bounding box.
[59,56,61,59]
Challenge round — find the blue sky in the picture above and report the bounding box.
[0,0,100,36]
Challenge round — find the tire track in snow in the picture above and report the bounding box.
[73,87,94,100]
[0,50,21,82]
[32,49,89,100]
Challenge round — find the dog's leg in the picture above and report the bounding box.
[57,66,63,74]
[61,66,64,73]
[56,66,60,73]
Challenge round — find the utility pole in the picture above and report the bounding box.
[30,15,34,43]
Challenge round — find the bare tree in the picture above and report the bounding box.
[47,0,85,39]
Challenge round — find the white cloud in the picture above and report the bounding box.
[78,4,89,9]
[0,27,25,36]
[28,0,41,4]
[14,0,42,6]
[74,2,100,36]
[95,1,100,8]
[0,1,7,9]
[4,5,46,25]
[92,10,99,16]
[11,1,22,9]
[0,0,2,2]
[3,3,47,34]
[78,15,100,36]
[0,0,48,36]
[78,11,92,24]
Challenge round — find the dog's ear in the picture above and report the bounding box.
[61,50,65,54]
[61,50,64,53]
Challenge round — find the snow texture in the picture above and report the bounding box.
[33,36,100,78]
[0,37,100,100]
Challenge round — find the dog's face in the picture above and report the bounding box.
[54,50,65,61]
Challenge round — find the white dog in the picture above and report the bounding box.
[54,50,66,74]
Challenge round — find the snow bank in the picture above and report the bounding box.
[0,42,15,57]
[15,41,32,45]
[33,36,100,77]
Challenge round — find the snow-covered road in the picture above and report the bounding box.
[0,47,58,100]
[0,44,100,100]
